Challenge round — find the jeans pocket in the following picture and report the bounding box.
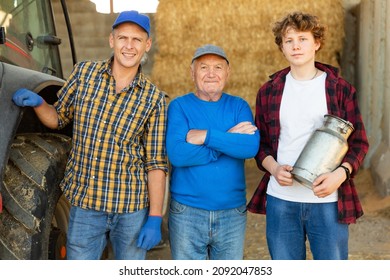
[169,199,187,214]
[234,204,247,215]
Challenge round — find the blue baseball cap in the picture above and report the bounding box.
[112,10,150,36]
[192,44,229,64]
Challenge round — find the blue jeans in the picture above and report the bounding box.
[168,199,247,260]
[266,195,349,260]
[66,206,148,260]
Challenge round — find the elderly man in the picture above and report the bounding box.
[166,44,260,260]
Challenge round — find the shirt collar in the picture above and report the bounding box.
[270,61,339,84]
[98,56,147,89]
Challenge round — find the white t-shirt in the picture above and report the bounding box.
[267,71,338,203]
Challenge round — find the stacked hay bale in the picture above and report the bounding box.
[151,0,345,110]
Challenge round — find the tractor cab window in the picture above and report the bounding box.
[0,0,63,77]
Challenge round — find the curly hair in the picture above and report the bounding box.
[272,12,326,52]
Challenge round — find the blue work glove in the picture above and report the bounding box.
[137,216,162,250]
[12,88,43,107]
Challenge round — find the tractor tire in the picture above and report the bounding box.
[0,133,71,259]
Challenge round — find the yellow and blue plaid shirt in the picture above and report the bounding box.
[54,58,168,213]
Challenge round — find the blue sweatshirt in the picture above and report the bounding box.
[166,93,260,210]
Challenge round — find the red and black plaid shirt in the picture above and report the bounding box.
[247,62,369,224]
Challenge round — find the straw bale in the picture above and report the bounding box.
[152,0,345,110]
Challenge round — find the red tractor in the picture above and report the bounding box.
[0,0,76,259]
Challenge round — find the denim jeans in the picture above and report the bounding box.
[66,206,148,260]
[168,199,247,260]
[266,195,349,260]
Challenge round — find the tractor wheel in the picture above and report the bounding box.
[0,133,71,259]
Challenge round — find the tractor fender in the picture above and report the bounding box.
[0,62,65,195]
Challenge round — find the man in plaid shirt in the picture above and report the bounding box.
[12,10,168,260]
[247,12,369,260]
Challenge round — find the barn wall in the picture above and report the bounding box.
[358,0,390,196]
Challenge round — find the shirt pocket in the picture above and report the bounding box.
[72,94,101,139]
[262,112,274,132]
[262,112,272,124]
[113,100,150,150]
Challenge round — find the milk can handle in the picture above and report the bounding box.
[338,121,353,134]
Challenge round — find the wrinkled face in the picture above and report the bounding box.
[109,22,151,71]
[281,27,320,67]
[191,54,230,97]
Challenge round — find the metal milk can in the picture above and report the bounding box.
[291,114,354,188]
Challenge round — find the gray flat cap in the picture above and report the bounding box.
[192,44,229,64]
